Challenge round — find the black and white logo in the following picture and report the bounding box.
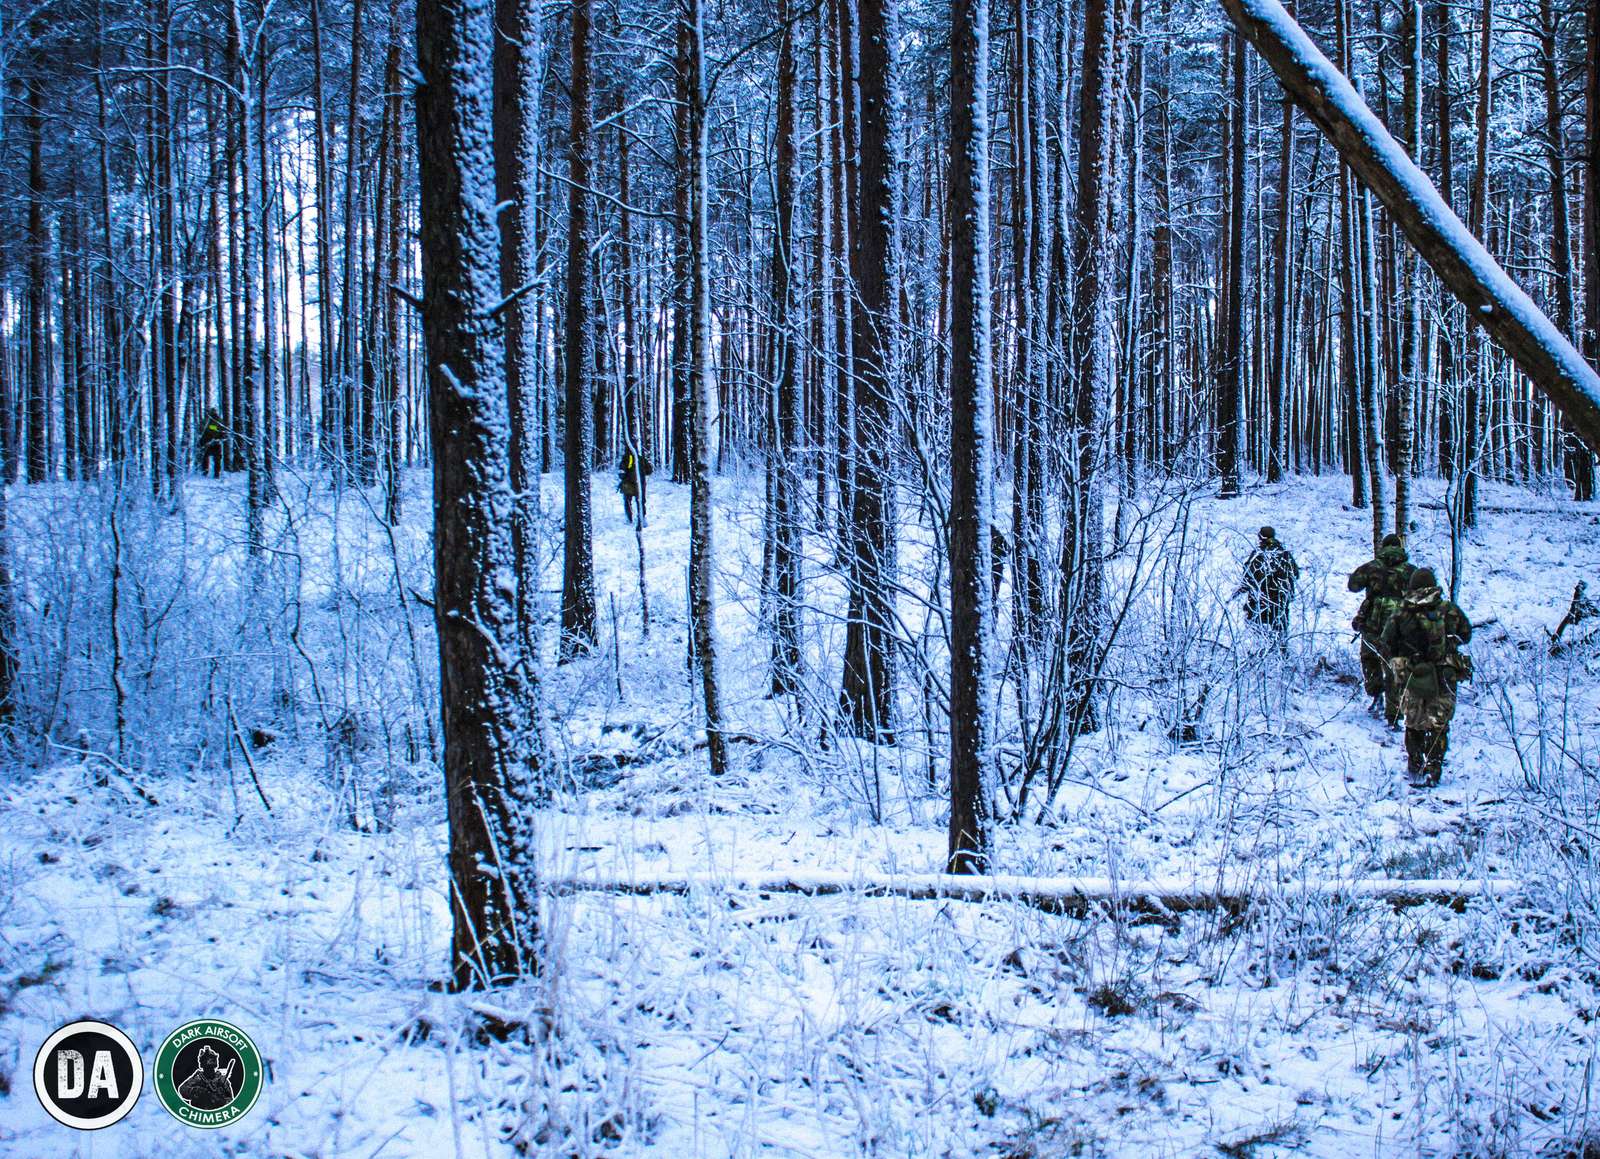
[33,1020,144,1130]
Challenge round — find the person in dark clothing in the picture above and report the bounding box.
[1348,533,1417,724]
[619,449,653,525]
[1235,526,1300,640]
[176,1043,235,1111]
[1380,567,1473,786]
[197,408,226,478]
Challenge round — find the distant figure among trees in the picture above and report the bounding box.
[618,450,653,526]
[1235,526,1299,639]
[196,409,226,478]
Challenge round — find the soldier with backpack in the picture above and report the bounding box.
[1348,533,1416,725]
[618,448,653,525]
[197,408,227,478]
[1380,568,1473,786]
[1234,526,1300,641]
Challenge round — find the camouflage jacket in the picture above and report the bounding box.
[1381,590,1472,671]
[1348,549,1415,634]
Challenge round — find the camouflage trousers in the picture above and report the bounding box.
[1360,634,1399,722]
[1391,657,1458,731]
[1391,658,1457,782]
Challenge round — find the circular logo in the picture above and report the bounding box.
[33,1020,144,1130]
[152,1019,264,1129]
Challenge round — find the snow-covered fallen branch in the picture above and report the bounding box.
[1222,0,1600,454]
[544,869,1522,915]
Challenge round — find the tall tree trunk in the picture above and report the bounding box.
[769,0,804,696]
[681,0,728,775]
[1541,0,1591,498]
[837,0,901,742]
[560,0,598,659]
[946,0,995,874]
[1059,0,1117,739]
[310,0,338,466]
[341,0,369,482]
[1434,0,1457,478]
[25,76,49,485]
[1216,33,1245,497]
[229,1,265,556]
[494,0,544,653]
[1586,0,1600,417]
[1267,22,1294,483]
[417,0,545,990]
[1392,0,1420,541]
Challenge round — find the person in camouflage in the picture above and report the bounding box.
[1380,567,1473,786]
[196,408,226,478]
[1235,526,1300,641]
[176,1043,236,1111]
[1348,533,1416,724]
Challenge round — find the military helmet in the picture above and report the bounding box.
[1381,533,1403,549]
[1409,567,1438,591]
[1258,526,1276,543]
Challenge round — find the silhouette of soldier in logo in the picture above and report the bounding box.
[176,1043,236,1111]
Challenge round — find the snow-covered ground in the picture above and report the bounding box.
[2,468,1598,1156]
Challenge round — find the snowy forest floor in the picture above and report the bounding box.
[2,467,1600,1157]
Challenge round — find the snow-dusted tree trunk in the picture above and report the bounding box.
[493,0,544,655]
[1542,0,1592,499]
[1215,32,1245,499]
[228,2,265,558]
[340,0,367,480]
[1587,0,1600,386]
[560,0,598,660]
[417,0,545,989]
[681,0,728,776]
[1267,29,1294,485]
[837,0,901,742]
[1391,0,1420,541]
[1059,0,1116,737]
[24,77,48,485]
[1222,0,1600,458]
[945,0,995,875]
[769,0,804,697]
[309,0,337,467]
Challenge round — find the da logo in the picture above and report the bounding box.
[153,1019,264,1128]
[33,1020,144,1129]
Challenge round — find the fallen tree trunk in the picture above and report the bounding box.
[1222,0,1600,454]
[545,869,1521,915]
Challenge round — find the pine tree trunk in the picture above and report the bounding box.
[681,0,728,775]
[769,0,804,696]
[560,0,598,660]
[1392,0,1420,542]
[1059,0,1116,739]
[229,2,264,556]
[25,76,49,485]
[1434,0,1457,479]
[946,0,995,874]
[1267,35,1294,484]
[494,0,544,652]
[837,0,900,742]
[1541,0,1591,498]
[417,0,546,990]
[340,0,367,482]
[1216,32,1245,498]
[1586,0,1600,424]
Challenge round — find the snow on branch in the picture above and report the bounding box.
[544,869,1521,914]
[1221,0,1600,454]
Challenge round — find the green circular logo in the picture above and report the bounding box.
[152,1019,264,1129]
